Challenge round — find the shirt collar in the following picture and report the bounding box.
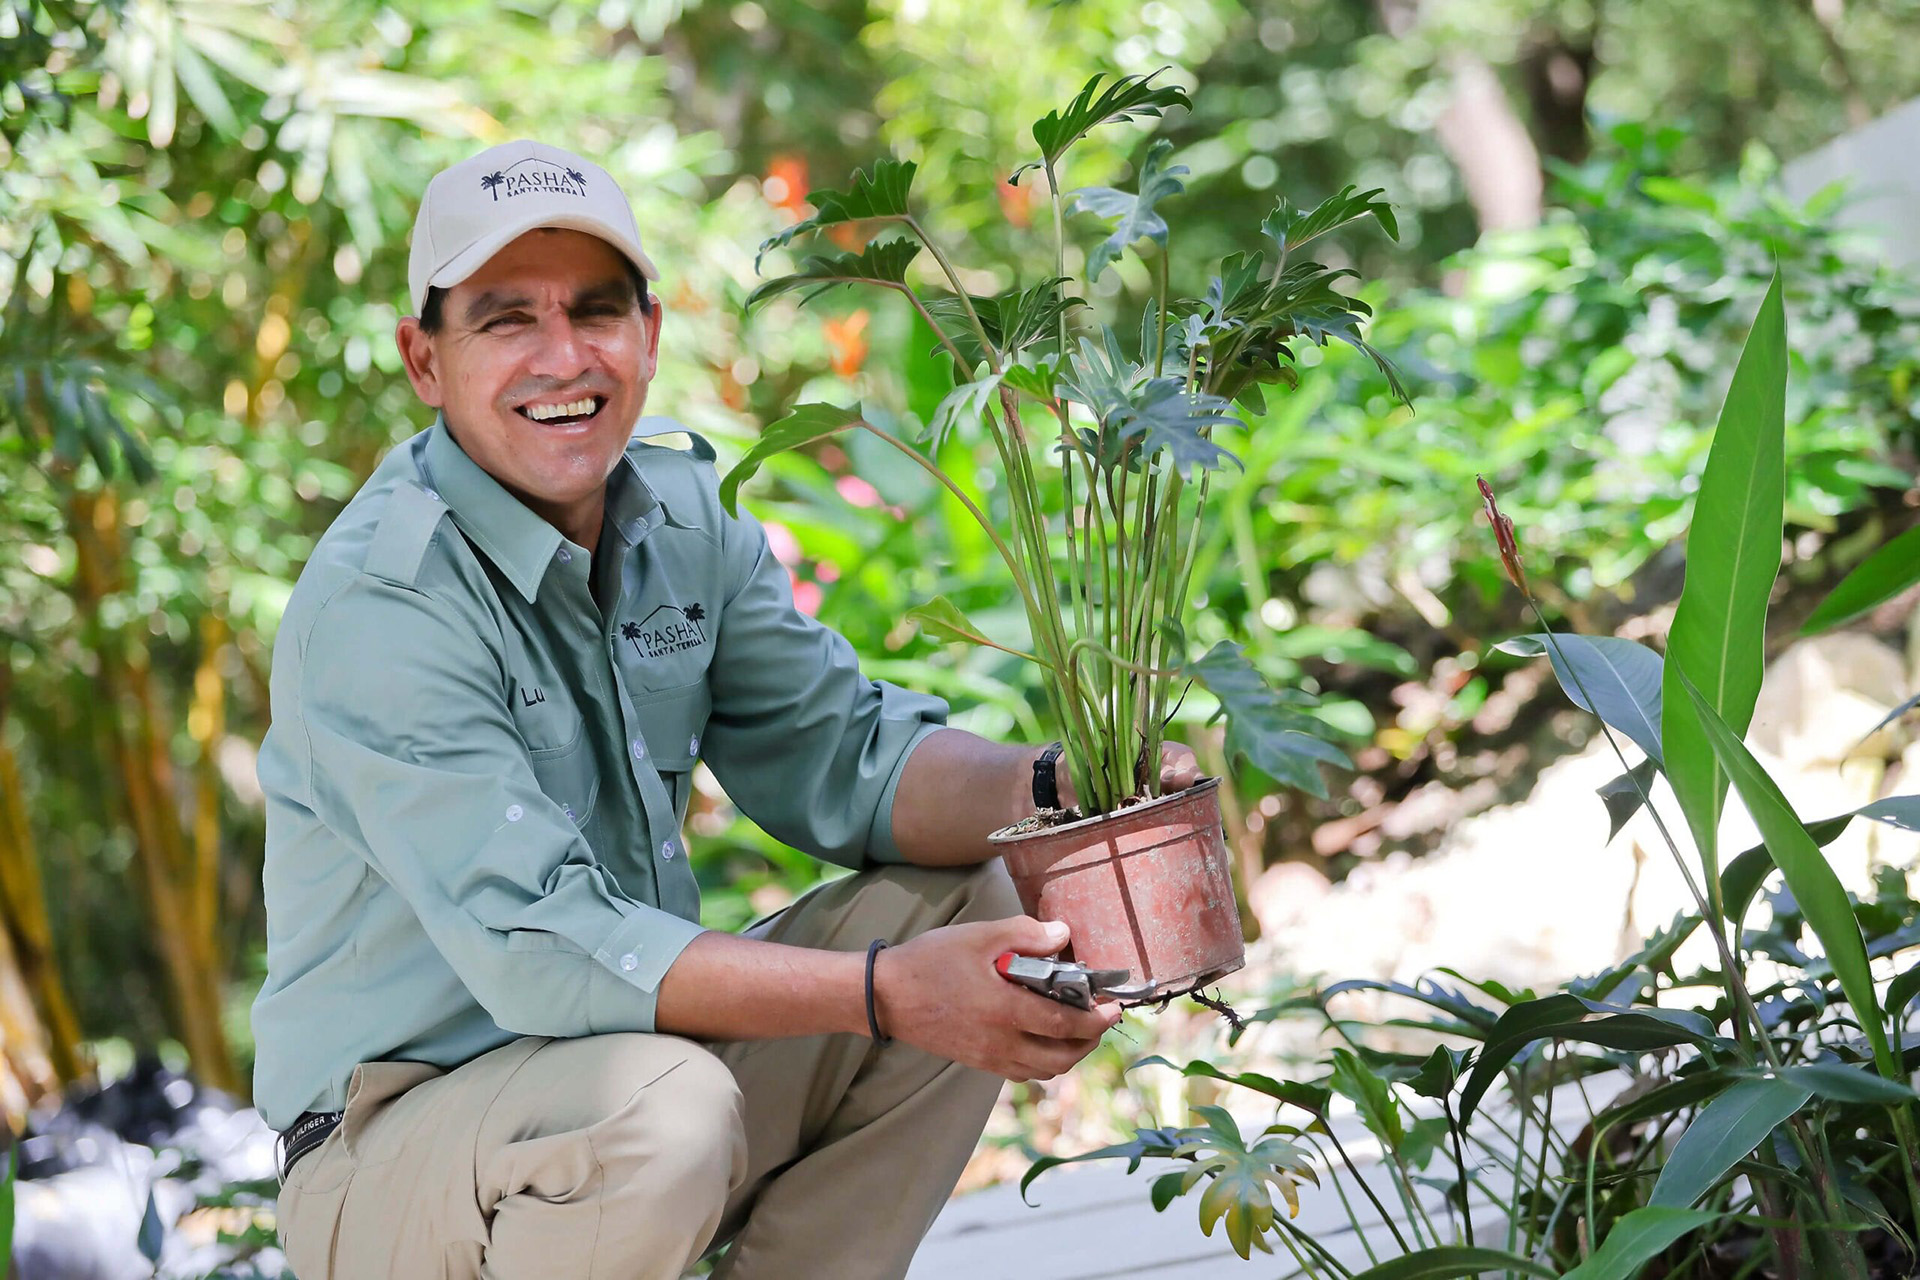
[421,416,662,604]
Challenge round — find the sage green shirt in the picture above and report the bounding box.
[249,417,947,1131]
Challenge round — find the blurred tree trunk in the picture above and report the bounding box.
[67,487,242,1096]
[0,673,89,1089]
[1376,0,1544,234]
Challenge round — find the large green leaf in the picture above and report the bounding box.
[718,402,865,515]
[1649,1074,1812,1208]
[1801,522,1920,635]
[1560,1206,1725,1280]
[754,157,918,272]
[1498,633,1664,765]
[1350,1249,1556,1280]
[1010,67,1191,184]
[1661,272,1786,895]
[1066,137,1188,281]
[1676,671,1895,1076]
[1184,641,1352,799]
[922,277,1082,374]
[1260,184,1400,261]
[1058,335,1242,473]
[745,237,922,311]
[1770,1062,1918,1104]
[1720,795,1920,922]
[925,373,1004,451]
[1456,993,1721,1124]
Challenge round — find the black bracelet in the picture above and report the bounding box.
[1032,741,1065,810]
[865,938,891,1045]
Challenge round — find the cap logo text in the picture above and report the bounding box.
[481,158,588,203]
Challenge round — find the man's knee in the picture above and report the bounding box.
[532,1034,746,1192]
[955,857,1023,925]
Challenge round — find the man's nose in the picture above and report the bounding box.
[526,313,592,381]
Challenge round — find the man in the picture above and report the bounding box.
[252,138,1200,1280]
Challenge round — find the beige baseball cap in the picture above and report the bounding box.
[406,139,660,315]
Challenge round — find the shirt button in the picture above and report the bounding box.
[661,840,676,860]
[422,487,439,501]
[556,547,572,564]
[562,804,577,822]
[631,738,646,760]
[619,953,638,972]
[504,804,524,822]
[688,735,700,755]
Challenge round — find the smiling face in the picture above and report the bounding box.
[395,227,661,547]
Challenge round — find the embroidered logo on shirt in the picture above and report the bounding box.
[519,687,546,708]
[619,604,707,660]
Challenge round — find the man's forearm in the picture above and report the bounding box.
[654,930,868,1041]
[886,727,1044,867]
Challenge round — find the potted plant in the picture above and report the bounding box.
[722,68,1405,1002]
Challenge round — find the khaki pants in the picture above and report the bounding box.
[276,859,1019,1280]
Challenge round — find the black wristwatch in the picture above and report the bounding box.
[1032,742,1065,810]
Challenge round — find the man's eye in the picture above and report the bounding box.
[482,315,529,332]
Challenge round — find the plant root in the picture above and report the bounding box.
[1187,986,1247,1033]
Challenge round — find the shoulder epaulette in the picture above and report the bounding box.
[361,481,448,589]
[632,417,718,464]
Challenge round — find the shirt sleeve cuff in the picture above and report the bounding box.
[586,907,710,1034]
[863,721,945,865]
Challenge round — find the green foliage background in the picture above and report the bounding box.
[2,0,1917,1096]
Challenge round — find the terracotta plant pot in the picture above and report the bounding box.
[988,777,1244,1004]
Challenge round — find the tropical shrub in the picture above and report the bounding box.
[1027,278,1920,1277]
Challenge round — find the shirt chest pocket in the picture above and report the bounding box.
[630,682,711,780]
[614,531,721,694]
[527,736,601,829]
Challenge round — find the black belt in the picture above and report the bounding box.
[277,1110,343,1183]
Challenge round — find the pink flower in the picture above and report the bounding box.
[790,573,822,616]
[764,519,802,566]
[835,475,882,508]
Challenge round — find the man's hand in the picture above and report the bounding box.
[1055,740,1202,812]
[871,916,1120,1082]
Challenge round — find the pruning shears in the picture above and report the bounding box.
[994,951,1157,1010]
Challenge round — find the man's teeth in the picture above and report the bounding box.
[523,397,598,421]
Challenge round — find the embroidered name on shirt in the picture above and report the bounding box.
[620,603,707,660]
[519,687,546,707]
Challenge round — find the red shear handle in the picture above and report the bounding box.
[994,951,1016,978]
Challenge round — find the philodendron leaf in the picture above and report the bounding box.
[1019,1126,1185,1205]
[1329,1047,1404,1149]
[1676,670,1895,1076]
[923,276,1082,374]
[1409,1045,1471,1100]
[1661,271,1787,896]
[1126,378,1243,474]
[1351,1249,1556,1280]
[1801,521,1920,635]
[754,157,917,272]
[745,237,921,311]
[1649,1074,1813,1209]
[718,402,865,515]
[1560,1207,1725,1280]
[1260,185,1400,261]
[905,595,1037,662]
[1128,1055,1332,1117]
[925,373,1004,451]
[1011,66,1192,185]
[1496,633,1663,765]
[1174,1106,1317,1260]
[1066,137,1188,281]
[1183,640,1352,800]
[1456,993,1721,1124]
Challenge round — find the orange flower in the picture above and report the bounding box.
[764,155,811,221]
[996,174,1034,229]
[822,308,870,378]
[1476,475,1529,595]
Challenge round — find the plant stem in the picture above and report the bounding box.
[1444,1095,1476,1248]
[904,215,1000,377]
[1321,1123,1414,1255]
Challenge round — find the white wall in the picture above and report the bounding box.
[1782,95,1920,272]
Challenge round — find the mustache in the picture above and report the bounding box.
[503,378,617,406]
